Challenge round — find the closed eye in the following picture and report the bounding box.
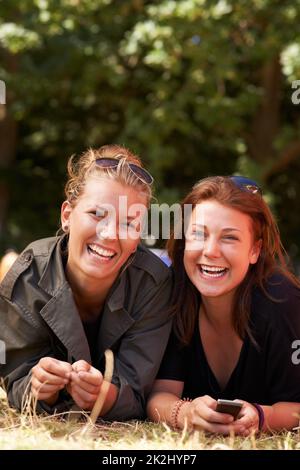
[87,210,108,221]
[120,221,136,228]
[192,230,206,239]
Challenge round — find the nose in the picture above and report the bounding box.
[96,219,117,240]
[202,236,221,258]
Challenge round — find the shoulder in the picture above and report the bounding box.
[252,272,300,323]
[25,236,61,258]
[0,236,60,300]
[254,272,300,302]
[130,244,172,286]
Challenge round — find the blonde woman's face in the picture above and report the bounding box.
[184,200,261,302]
[61,176,148,286]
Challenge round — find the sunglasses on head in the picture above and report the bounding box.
[95,157,154,185]
[230,176,262,195]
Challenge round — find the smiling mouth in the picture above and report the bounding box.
[199,264,229,278]
[87,243,117,261]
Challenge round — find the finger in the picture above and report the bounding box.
[201,408,235,425]
[71,390,94,410]
[70,384,99,404]
[31,376,65,393]
[201,395,217,408]
[39,357,72,378]
[32,367,69,386]
[70,372,101,394]
[77,369,103,386]
[234,415,255,428]
[72,360,91,373]
[193,416,243,435]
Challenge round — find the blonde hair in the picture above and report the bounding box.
[64,144,152,207]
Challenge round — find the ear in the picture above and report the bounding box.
[249,239,262,265]
[61,201,73,229]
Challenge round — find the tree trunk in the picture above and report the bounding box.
[246,54,282,168]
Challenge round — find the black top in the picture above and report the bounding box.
[82,315,103,369]
[157,274,300,405]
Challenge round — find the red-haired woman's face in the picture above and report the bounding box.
[184,200,261,302]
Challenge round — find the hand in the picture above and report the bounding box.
[31,357,72,405]
[67,360,103,410]
[182,395,247,435]
[229,400,260,436]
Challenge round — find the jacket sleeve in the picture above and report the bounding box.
[0,296,74,414]
[103,271,173,421]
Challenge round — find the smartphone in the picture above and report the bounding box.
[216,399,243,420]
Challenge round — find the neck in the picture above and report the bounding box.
[200,292,235,331]
[66,265,117,313]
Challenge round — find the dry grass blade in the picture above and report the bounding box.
[89,349,114,424]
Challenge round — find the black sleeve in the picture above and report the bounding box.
[263,279,300,404]
[156,328,187,382]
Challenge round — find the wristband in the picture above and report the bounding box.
[170,398,192,429]
[252,403,265,431]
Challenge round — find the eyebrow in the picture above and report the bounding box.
[192,224,242,232]
[92,207,137,221]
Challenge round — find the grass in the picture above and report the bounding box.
[0,388,300,450]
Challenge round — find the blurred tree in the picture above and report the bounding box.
[0,0,299,259]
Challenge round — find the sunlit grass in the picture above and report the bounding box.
[0,388,299,450]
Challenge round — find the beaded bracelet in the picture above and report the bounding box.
[170,398,192,430]
[252,403,265,431]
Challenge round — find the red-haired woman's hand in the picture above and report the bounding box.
[182,395,247,435]
[229,400,260,436]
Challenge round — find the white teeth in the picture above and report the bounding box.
[200,265,228,278]
[201,265,227,273]
[89,244,115,258]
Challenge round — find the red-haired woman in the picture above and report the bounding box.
[147,176,300,434]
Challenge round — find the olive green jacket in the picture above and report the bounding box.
[0,236,173,420]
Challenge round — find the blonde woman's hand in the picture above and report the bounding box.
[31,357,72,405]
[67,359,103,410]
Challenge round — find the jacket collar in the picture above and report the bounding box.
[38,235,69,296]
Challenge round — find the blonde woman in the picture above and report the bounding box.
[0,144,173,420]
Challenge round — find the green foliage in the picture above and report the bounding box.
[0,0,299,260]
